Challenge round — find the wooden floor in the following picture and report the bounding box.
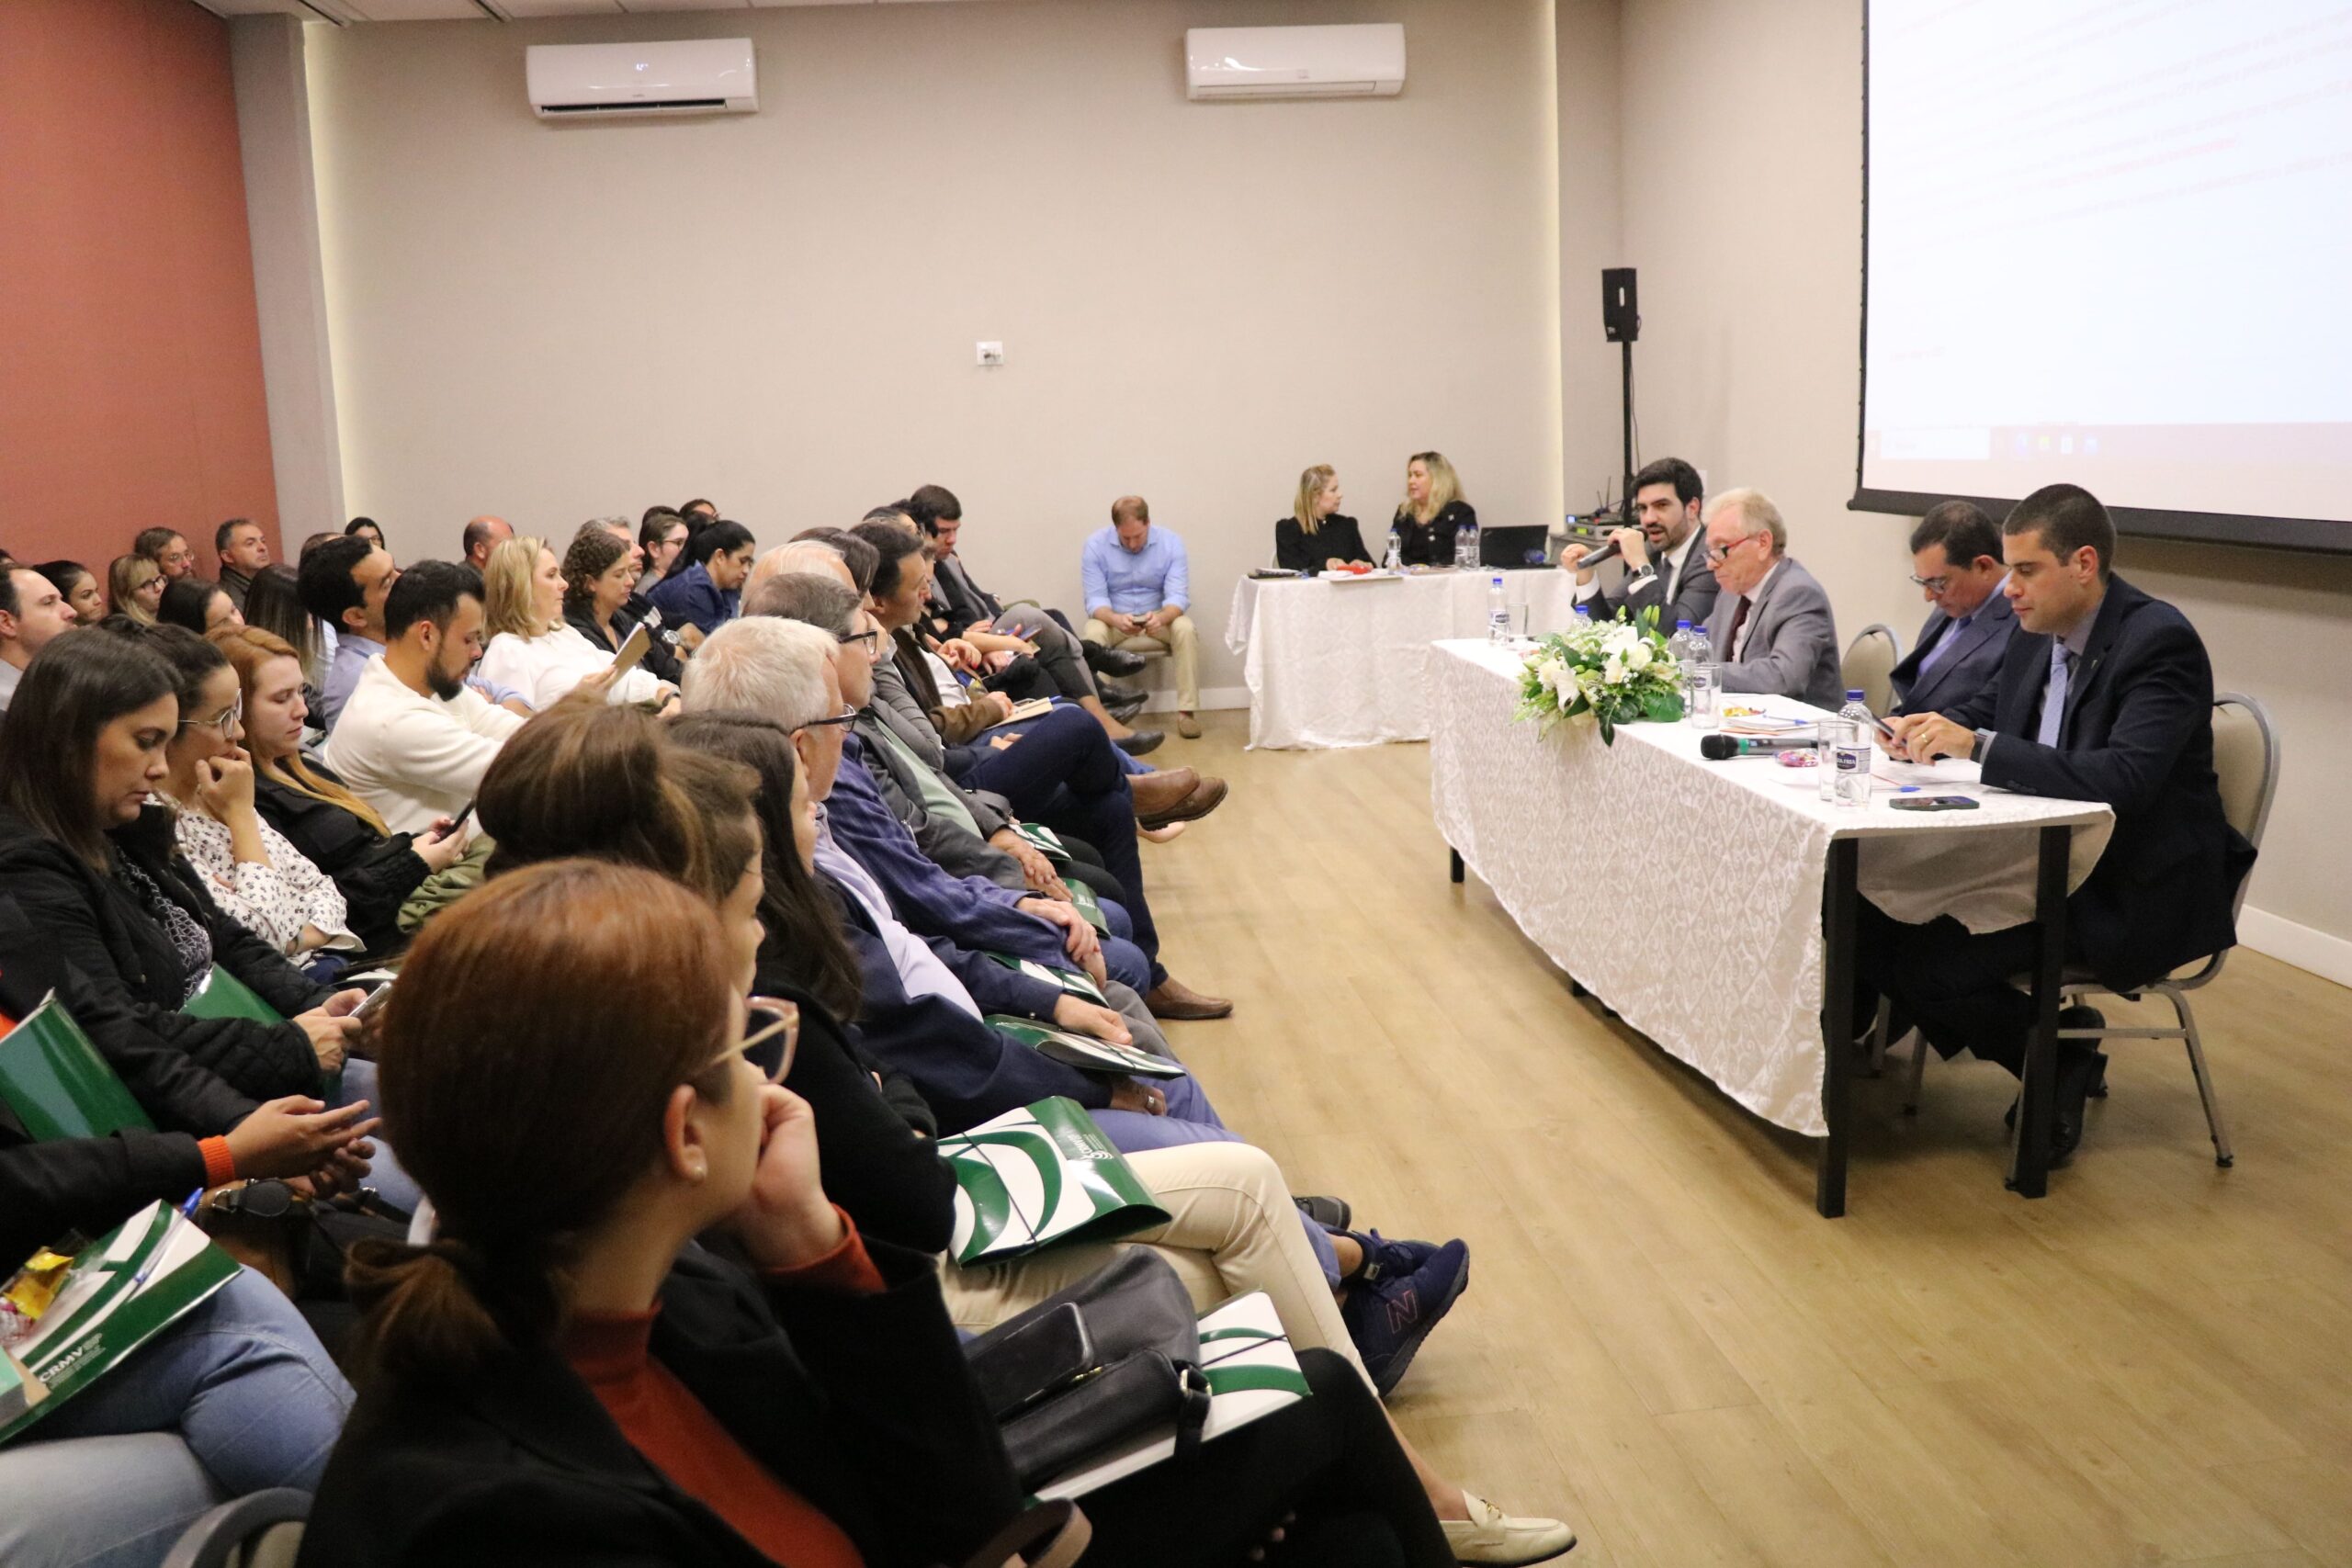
[1138,711,2352,1568]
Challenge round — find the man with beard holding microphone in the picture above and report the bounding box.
[1568,457,1720,631]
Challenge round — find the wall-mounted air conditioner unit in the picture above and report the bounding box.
[526,39,757,120]
[1184,24,1405,101]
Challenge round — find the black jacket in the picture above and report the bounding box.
[568,602,686,689]
[1388,500,1477,567]
[1951,576,2256,988]
[0,806,331,1103]
[296,1239,1023,1568]
[253,770,430,954]
[1273,513,1374,573]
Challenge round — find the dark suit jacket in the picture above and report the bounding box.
[1703,556,1845,711]
[1950,576,2255,988]
[1390,501,1476,567]
[1580,534,1719,636]
[297,1240,1023,1568]
[1889,589,2016,716]
[1273,513,1373,572]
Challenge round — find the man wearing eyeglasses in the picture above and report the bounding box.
[1888,501,2015,717]
[1699,488,1844,711]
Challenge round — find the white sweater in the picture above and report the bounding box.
[322,655,526,836]
[477,625,667,713]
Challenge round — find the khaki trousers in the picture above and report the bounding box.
[1082,614,1199,714]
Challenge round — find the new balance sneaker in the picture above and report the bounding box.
[1442,1495,1577,1564]
[1340,1235,1471,1395]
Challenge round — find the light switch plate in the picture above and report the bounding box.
[976,341,1005,367]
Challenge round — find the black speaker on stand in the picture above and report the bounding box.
[1602,266,1639,515]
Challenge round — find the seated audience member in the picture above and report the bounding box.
[850,519,1035,750]
[239,561,328,694]
[1888,500,2017,716]
[344,516,388,552]
[298,534,400,731]
[638,506,689,592]
[1875,484,2257,1162]
[157,576,244,636]
[647,516,755,639]
[570,520,685,685]
[477,535,672,711]
[1699,487,1844,710]
[1570,456,1720,633]
[136,526,197,581]
[459,513,512,572]
[1081,494,1202,741]
[679,495,719,522]
[1275,463,1375,573]
[133,625,358,964]
[215,626,471,953]
[0,629,361,1104]
[109,553,166,625]
[214,518,271,612]
[0,561,80,713]
[322,561,525,835]
[1389,450,1478,567]
[35,558,108,626]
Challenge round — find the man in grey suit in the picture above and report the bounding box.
[1701,488,1844,711]
[1570,456,1720,633]
[1888,501,2017,716]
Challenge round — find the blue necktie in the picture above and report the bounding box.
[2036,643,2073,747]
[1916,611,1972,677]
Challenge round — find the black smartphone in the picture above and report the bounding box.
[437,802,475,840]
[1888,795,1981,812]
[968,1303,1097,1420]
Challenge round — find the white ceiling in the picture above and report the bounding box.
[190,0,995,21]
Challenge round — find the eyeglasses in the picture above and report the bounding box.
[800,704,858,730]
[707,996,800,1085]
[178,698,242,739]
[836,627,882,659]
[1705,535,1757,565]
[1907,572,1952,593]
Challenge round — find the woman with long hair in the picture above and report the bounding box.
[562,523,684,686]
[239,561,325,691]
[638,507,689,591]
[343,517,387,554]
[1275,463,1374,573]
[156,577,243,637]
[107,553,164,624]
[34,558,106,625]
[476,535,672,711]
[1389,450,1478,568]
[212,625,470,954]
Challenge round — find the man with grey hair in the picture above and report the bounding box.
[744,540,852,604]
[1698,487,1843,710]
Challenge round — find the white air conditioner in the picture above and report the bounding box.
[1184,24,1405,101]
[526,39,757,120]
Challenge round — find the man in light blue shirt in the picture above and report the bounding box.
[1080,495,1200,737]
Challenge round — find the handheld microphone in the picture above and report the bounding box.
[1699,733,1814,760]
[1572,537,1623,571]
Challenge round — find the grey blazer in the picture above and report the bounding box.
[1704,555,1845,711]
[1582,536,1720,637]
[1888,589,2017,717]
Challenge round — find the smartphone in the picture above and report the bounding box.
[611,621,653,677]
[969,1303,1097,1420]
[350,981,395,1021]
[436,801,475,840]
[1888,795,1981,812]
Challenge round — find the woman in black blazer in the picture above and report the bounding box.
[1273,464,1375,572]
[1390,450,1479,567]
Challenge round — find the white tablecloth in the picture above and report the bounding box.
[1426,640,2113,1137]
[1227,570,1583,750]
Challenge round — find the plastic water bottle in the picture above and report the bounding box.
[1667,619,1696,669]
[1487,573,1510,643]
[1454,518,1481,570]
[1682,623,1715,726]
[1839,689,1876,729]
[1383,526,1403,571]
[1572,603,1592,623]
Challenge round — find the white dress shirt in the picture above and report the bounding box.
[322,655,526,835]
[477,625,667,713]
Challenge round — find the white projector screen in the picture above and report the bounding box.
[1856,1,2352,552]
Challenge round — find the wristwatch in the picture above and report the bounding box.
[205,1179,309,1222]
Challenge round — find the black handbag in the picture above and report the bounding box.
[964,1250,1211,1488]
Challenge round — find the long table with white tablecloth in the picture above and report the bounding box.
[1425,638,2114,1213]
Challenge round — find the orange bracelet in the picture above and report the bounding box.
[198,1135,237,1190]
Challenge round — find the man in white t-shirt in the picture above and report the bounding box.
[323,560,526,834]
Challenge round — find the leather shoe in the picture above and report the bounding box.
[1136,777,1227,829]
[1126,768,1200,818]
[2006,1008,2106,1129]
[2050,1043,2108,1165]
[1174,711,1202,739]
[1103,689,1148,721]
[1085,642,1148,677]
[1144,976,1232,1020]
[1442,1495,1577,1566]
[1114,728,1163,757]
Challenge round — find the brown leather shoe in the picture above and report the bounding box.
[1136,776,1227,829]
[1126,768,1200,818]
[1174,711,1203,739]
[1145,976,1233,1021]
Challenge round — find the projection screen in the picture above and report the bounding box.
[1854,1,2352,552]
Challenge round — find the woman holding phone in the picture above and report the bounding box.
[476,536,673,711]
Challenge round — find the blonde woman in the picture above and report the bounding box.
[1389,450,1479,567]
[475,536,673,711]
[108,552,165,623]
[1274,464,1374,573]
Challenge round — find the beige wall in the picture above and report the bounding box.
[1614,0,2352,968]
[306,0,1569,697]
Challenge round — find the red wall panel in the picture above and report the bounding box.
[0,0,280,580]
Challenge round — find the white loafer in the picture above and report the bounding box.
[1441,1494,1576,1565]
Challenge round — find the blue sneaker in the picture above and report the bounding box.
[1341,1236,1471,1395]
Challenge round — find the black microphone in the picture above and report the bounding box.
[1699,733,1815,760]
[1572,537,1623,571]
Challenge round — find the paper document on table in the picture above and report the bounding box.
[1873,757,1983,787]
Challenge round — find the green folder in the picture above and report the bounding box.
[1012,821,1075,868]
[984,952,1108,1005]
[987,1016,1186,1080]
[1063,882,1111,936]
[942,1098,1170,1264]
[179,964,285,1025]
[0,991,153,1142]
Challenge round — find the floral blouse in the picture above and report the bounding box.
[164,797,357,955]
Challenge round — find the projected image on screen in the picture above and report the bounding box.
[1860,1,2352,545]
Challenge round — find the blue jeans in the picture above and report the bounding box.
[336,1058,424,1217]
[0,1269,353,1567]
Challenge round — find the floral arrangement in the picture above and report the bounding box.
[1514,606,1684,744]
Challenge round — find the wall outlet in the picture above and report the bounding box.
[976,340,1005,367]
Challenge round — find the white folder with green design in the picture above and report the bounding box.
[943,1098,1171,1264]
[984,953,1108,1005]
[986,1016,1186,1080]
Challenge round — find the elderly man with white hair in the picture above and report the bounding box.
[1698,487,1844,711]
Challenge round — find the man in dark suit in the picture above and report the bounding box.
[1873,484,2256,1161]
[1888,501,2017,716]
[1701,488,1845,710]
[1570,456,1720,633]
